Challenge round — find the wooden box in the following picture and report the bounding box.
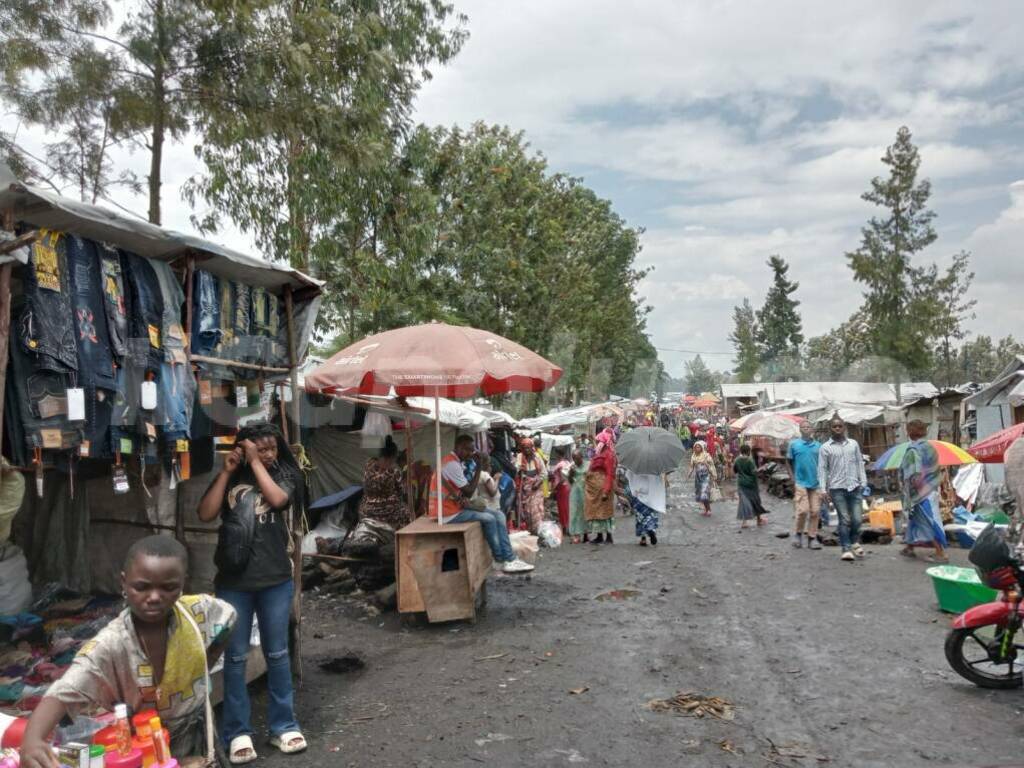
[396,516,493,623]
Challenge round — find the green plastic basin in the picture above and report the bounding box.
[926,565,999,614]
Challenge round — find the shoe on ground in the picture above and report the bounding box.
[502,558,535,574]
[649,532,658,546]
[593,533,605,544]
[639,536,648,546]
[841,550,855,562]
[605,534,614,545]
[792,534,803,549]
[852,545,865,558]
[808,538,822,550]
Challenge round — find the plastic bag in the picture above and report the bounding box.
[710,483,723,503]
[537,520,563,548]
[508,531,539,564]
[0,461,25,545]
[968,523,1016,574]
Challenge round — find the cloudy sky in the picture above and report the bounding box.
[14,1,1024,380]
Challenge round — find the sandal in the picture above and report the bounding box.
[269,731,307,755]
[925,554,950,564]
[229,736,257,765]
[639,536,648,546]
[899,547,916,559]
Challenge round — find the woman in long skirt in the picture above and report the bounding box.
[687,441,717,516]
[567,450,589,544]
[516,438,548,533]
[584,429,617,544]
[625,469,665,546]
[734,444,768,530]
[551,447,572,533]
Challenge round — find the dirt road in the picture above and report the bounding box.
[251,475,1022,768]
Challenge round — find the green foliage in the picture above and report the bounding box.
[929,251,977,387]
[846,126,938,379]
[803,309,875,380]
[684,354,720,395]
[954,336,1024,384]
[1,0,209,222]
[729,298,760,383]
[755,255,803,371]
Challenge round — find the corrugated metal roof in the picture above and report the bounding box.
[965,357,1024,407]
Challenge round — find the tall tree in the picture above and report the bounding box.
[929,251,977,387]
[684,354,718,395]
[755,255,803,373]
[187,0,468,272]
[846,126,938,387]
[1,0,213,222]
[729,298,760,383]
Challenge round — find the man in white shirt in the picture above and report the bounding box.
[818,416,869,562]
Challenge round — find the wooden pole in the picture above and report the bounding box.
[283,284,303,682]
[404,416,415,520]
[188,354,289,374]
[0,209,16,468]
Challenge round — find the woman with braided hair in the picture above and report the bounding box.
[198,422,307,763]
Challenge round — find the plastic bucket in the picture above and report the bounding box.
[926,565,999,614]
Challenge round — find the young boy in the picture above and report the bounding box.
[20,536,236,768]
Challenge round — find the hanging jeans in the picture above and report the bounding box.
[157,361,195,441]
[67,235,117,391]
[217,580,300,745]
[191,270,222,356]
[96,242,129,362]
[151,260,188,364]
[19,230,78,373]
[122,253,165,374]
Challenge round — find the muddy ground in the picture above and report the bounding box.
[247,474,1024,768]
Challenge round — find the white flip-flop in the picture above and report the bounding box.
[229,735,257,765]
[269,731,308,755]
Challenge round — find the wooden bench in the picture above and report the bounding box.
[396,516,493,623]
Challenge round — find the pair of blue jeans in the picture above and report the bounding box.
[449,508,515,562]
[191,270,222,356]
[829,488,863,551]
[216,579,300,745]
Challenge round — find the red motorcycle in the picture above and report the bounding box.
[945,524,1024,689]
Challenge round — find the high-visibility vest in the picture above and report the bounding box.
[428,452,464,519]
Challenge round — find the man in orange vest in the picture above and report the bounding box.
[430,435,534,574]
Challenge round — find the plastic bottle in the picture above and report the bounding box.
[112,706,131,757]
[89,745,105,768]
[147,719,168,766]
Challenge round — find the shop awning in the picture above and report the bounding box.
[0,163,322,294]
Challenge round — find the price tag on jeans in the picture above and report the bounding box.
[112,465,130,495]
[79,440,90,458]
[119,437,133,455]
[283,383,293,403]
[66,388,86,421]
[176,439,189,453]
[141,380,157,410]
[235,385,249,409]
[199,379,213,405]
[260,382,273,409]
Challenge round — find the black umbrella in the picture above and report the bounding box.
[616,427,685,475]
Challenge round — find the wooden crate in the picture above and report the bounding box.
[396,517,493,623]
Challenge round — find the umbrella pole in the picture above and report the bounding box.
[435,391,444,525]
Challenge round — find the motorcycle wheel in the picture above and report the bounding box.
[945,626,1023,689]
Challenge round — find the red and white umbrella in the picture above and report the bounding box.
[968,423,1024,464]
[305,322,562,522]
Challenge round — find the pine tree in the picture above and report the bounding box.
[930,251,976,387]
[847,126,937,386]
[729,298,760,383]
[755,255,803,379]
[685,355,718,395]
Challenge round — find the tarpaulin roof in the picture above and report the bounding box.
[0,162,322,293]
[518,401,623,432]
[721,381,936,405]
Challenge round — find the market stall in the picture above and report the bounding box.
[0,165,322,724]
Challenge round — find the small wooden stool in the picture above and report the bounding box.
[396,516,493,623]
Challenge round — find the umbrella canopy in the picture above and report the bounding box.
[742,413,804,441]
[616,427,685,475]
[968,424,1024,464]
[304,321,561,524]
[304,321,562,398]
[873,440,977,471]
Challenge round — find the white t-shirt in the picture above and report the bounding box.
[625,470,667,514]
[441,458,468,489]
[472,471,501,510]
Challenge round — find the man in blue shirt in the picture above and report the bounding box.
[787,421,822,550]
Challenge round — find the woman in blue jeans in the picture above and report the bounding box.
[199,422,306,764]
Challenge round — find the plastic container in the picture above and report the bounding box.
[112,706,131,757]
[0,717,27,749]
[131,731,167,768]
[103,749,141,768]
[927,565,1000,613]
[90,745,105,768]
[130,713,158,743]
[867,507,894,533]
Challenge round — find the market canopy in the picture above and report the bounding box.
[0,162,322,294]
